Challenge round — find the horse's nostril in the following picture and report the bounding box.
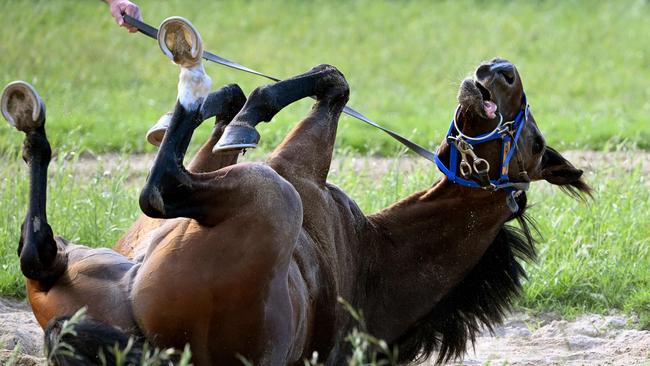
[475,64,492,80]
[490,63,515,84]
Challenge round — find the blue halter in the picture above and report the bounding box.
[434,93,530,213]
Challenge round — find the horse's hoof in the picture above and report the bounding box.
[146,112,172,146]
[158,16,203,68]
[1,81,45,132]
[213,123,260,152]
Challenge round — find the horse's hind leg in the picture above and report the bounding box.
[114,85,247,256]
[139,18,301,227]
[1,81,67,285]
[135,20,303,364]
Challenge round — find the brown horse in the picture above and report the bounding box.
[2,18,590,366]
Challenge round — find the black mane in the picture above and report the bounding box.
[393,194,537,364]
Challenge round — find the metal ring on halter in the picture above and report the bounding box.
[459,161,472,178]
[452,105,504,142]
[157,16,203,67]
[1,81,45,129]
[473,158,490,175]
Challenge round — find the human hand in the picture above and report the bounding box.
[108,0,142,33]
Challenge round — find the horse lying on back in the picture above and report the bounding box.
[2,17,590,366]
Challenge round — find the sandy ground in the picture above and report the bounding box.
[1,297,648,365]
[0,298,43,366]
[445,312,650,366]
[2,151,648,365]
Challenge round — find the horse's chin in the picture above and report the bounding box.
[457,78,497,120]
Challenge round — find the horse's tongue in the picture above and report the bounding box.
[483,101,497,119]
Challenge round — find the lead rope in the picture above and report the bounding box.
[122,15,439,163]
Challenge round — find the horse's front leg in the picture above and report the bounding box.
[2,82,139,337]
[214,64,350,186]
[1,81,67,286]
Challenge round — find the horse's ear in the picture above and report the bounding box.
[540,147,582,184]
[539,146,592,198]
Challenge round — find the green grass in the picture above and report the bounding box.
[0,146,648,325]
[0,152,141,296]
[1,0,649,155]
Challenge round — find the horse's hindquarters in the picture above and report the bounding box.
[131,164,305,365]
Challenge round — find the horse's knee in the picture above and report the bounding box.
[313,64,350,103]
[19,225,67,283]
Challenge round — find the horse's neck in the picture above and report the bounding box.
[362,178,512,340]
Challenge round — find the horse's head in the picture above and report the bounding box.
[453,58,591,198]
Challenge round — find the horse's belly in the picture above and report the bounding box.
[27,243,139,332]
[130,220,304,365]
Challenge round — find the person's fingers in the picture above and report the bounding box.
[109,1,143,31]
[125,4,142,19]
[133,7,143,21]
[124,4,136,17]
[110,4,124,26]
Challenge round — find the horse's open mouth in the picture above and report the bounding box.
[476,81,497,119]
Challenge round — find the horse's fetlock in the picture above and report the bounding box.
[312,64,335,73]
[22,131,52,164]
[224,84,247,106]
[221,84,248,122]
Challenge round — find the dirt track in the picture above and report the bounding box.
[445,312,650,366]
[2,296,648,365]
[61,150,650,181]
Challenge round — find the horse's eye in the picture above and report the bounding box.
[532,136,545,155]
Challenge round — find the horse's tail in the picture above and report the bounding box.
[44,314,144,366]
